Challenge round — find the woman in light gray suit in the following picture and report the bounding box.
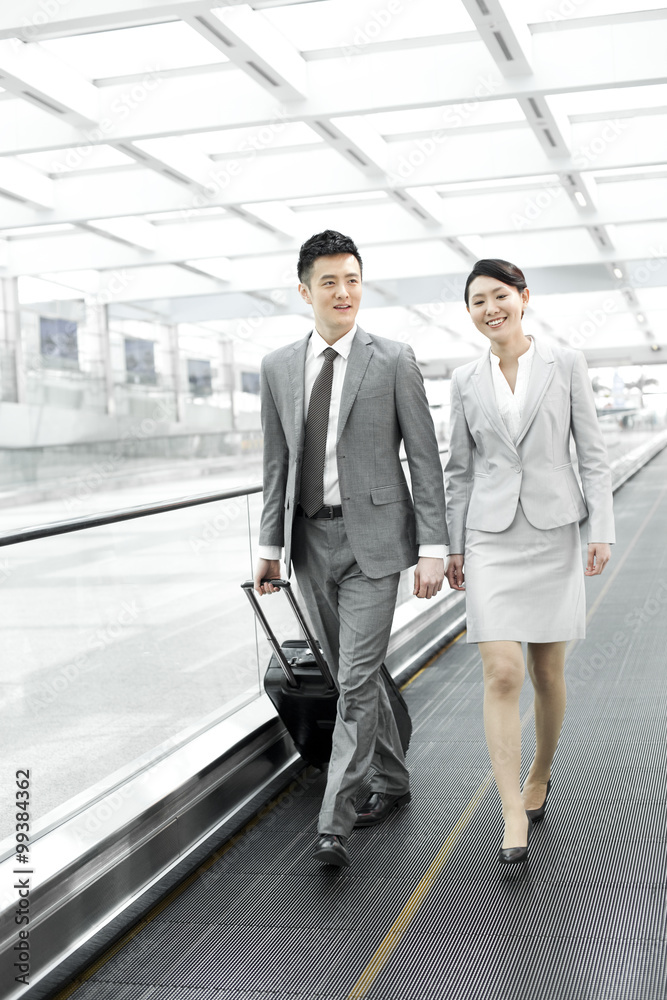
[444,259,614,864]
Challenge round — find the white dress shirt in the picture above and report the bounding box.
[259,325,445,562]
[490,336,535,441]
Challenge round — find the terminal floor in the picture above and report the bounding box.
[61,448,667,1000]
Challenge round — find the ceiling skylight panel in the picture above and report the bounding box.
[475,229,601,269]
[370,101,525,139]
[261,0,475,52]
[595,179,667,223]
[549,84,667,120]
[525,0,667,24]
[196,123,323,158]
[435,175,562,196]
[144,207,227,223]
[610,221,667,261]
[2,223,75,238]
[19,145,135,175]
[288,191,388,209]
[40,22,228,80]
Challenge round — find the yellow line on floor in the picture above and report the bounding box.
[346,771,495,1000]
[400,628,466,690]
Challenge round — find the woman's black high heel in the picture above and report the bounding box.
[525,778,551,822]
[498,818,533,865]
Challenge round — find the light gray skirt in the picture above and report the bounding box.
[464,502,585,644]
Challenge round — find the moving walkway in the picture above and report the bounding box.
[1,429,666,1000]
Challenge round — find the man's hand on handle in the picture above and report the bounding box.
[445,554,465,591]
[413,557,445,599]
[254,559,282,595]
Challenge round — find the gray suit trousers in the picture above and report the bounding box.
[292,515,410,838]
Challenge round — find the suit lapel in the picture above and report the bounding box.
[336,327,373,442]
[471,352,517,452]
[514,340,555,447]
[287,333,310,448]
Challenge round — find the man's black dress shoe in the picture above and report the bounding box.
[525,778,551,822]
[314,834,350,867]
[498,818,533,865]
[354,790,411,827]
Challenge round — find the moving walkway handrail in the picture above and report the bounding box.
[0,447,449,547]
[0,482,264,547]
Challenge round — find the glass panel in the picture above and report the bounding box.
[0,493,265,840]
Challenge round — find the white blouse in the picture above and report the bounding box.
[489,336,535,442]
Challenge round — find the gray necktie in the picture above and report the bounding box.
[300,347,337,517]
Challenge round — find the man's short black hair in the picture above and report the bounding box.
[297,230,363,286]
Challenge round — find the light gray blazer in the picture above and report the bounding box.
[259,326,447,579]
[444,337,615,553]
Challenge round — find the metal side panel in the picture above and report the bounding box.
[0,700,301,1000]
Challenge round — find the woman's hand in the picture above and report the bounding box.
[445,554,465,591]
[585,543,611,576]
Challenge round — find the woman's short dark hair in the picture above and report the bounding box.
[464,259,527,306]
[297,230,363,286]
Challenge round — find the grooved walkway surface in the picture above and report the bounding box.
[65,449,667,1000]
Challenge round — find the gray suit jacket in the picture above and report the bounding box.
[444,337,615,553]
[259,326,447,579]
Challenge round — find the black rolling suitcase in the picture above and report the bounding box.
[241,579,412,768]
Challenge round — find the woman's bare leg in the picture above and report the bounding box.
[479,640,528,848]
[522,641,567,810]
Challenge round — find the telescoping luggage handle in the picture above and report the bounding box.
[241,579,336,690]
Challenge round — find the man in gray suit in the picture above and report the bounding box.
[254,230,447,866]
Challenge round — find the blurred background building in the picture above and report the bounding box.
[0,0,666,509]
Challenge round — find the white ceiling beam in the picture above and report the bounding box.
[236,202,300,239]
[3,127,667,231]
[0,0,217,41]
[7,197,665,276]
[312,117,389,178]
[390,187,443,229]
[186,6,308,101]
[517,93,571,156]
[120,140,220,194]
[0,38,99,127]
[460,0,533,76]
[0,155,53,208]
[86,216,157,251]
[15,240,665,297]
